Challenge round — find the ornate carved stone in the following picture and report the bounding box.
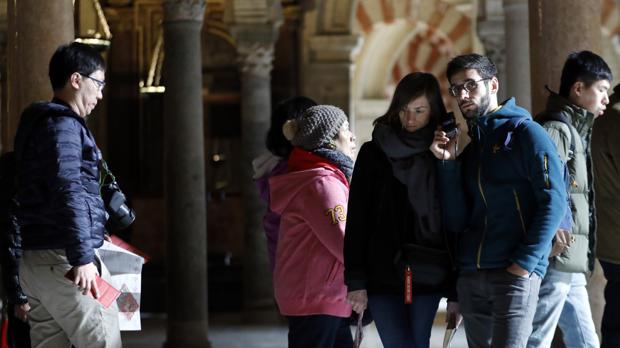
[163,0,205,22]
[236,42,275,78]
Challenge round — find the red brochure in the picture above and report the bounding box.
[65,270,121,309]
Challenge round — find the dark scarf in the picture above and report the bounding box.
[313,148,354,181]
[372,123,441,244]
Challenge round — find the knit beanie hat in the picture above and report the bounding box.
[282,105,347,151]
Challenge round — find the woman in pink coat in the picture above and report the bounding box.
[253,96,317,272]
[269,105,357,348]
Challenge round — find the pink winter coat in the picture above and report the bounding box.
[269,165,352,318]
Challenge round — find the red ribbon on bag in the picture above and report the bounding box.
[404,265,412,304]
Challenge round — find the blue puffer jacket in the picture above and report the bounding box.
[14,99,106,266]
[438,98,567,277]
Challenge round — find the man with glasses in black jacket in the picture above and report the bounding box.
[13,42,120,348]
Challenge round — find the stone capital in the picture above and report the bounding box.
[163,0,206,23]
[237,42,275,78]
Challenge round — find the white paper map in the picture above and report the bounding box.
[99,240,145,331]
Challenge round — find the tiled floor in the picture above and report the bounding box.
[122,300,469,347]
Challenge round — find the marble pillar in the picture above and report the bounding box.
[478,0,507,103]
[4,0,74,151]
[528,0,602,113]
[304,34,361,123]
[233,25,280,318]
[503,0,531,112]
[162,1,210,347]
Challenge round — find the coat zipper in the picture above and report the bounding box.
[544,154,550,189]
[513,189,527,237]
[476,148,488,269]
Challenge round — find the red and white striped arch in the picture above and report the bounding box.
[353,0,476,99]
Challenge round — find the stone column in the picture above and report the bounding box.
[503,0,531,112]
[4,0,74,151]
[162,1,209,347]
[232,24,280,320]
[528,0,602,113]
[304,34,361,123]
[478,0,507,103]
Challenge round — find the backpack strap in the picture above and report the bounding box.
[536,111,576,161]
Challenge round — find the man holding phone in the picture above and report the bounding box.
[430,54,567,348]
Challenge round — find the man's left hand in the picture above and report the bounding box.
[14,303,30,322]
[506,263,529,277]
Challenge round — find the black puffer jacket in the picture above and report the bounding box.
[344,140,456,297]
[14,99,106,266]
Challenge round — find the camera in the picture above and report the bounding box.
[100,160,135,231]
[441,112,458,139]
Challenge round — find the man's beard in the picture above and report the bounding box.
[461,93,491,119]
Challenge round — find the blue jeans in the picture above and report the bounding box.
[368,293,441,348]
[528,267,599,347]
[457,269,541,348]
[601,260,620,348]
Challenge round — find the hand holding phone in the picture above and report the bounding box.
[441,112,458,139]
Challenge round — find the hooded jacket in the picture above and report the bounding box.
[537,92,596,273]
[269,149,352,317]
[13,100,106,266]
[439,98,567,277]
[592,85,620,265]
[252,152,288,272]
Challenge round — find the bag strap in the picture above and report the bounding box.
[353,311,364,348]
[537,111,576,159]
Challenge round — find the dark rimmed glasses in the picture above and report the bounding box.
[449,78,490,97]
[79,73,106,91]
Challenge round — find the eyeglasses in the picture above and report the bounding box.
[449,78,490,97]
[79,73,105,91]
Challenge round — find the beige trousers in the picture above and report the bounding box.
[19,249,122,348]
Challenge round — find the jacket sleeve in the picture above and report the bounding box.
[305,174,349,265]
[436,158,467,303]
[3,207,28,305]
[43,117,94,266]
[437,156,469,235]
[343,143,376,292]
[510,123,567,272]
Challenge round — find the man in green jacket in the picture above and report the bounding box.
[528,51,611,348]
[592,83,620,348]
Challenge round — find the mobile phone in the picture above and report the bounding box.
[442,112,458,139]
